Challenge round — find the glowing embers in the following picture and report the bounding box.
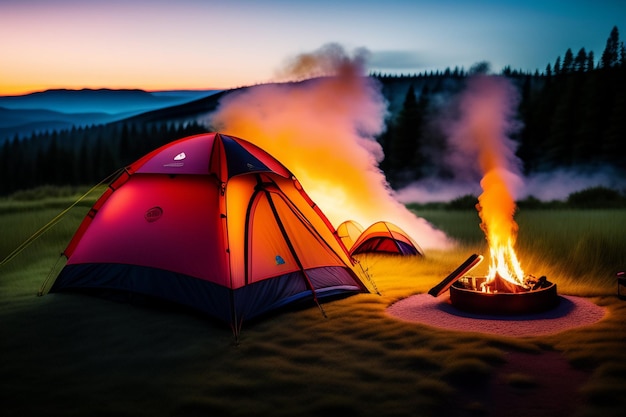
[449,274,558,315]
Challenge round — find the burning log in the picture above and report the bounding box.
[526,275,551,290]
[481,273,527,293]
[428,254,484,297]
[480,274,551,293]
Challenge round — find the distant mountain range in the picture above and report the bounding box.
[0,107,120,141]
[0,88,220,141]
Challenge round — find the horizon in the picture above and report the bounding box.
[1,0,624,96]
[0,86,224,97]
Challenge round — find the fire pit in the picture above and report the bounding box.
[429,254,560,315]
[449,275,559,315]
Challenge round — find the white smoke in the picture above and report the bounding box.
[396,66,625,204]
[201,43,454,250]
[522,167,626,201]
[441,72,524,195]
[396,162,626,204]
[394,178,480,203]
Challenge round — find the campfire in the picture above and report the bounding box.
[428,169,559,315]
[427,73,560,315]
[428,168,560,315]
[449,271,558,316]
[429,253,558,315]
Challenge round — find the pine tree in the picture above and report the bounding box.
[545,63,552,77]
[118,123,132,166]
[603,88,626,164]
[554,56,562,74]
[600,26,620,68]
[384,84,431,185]
[571,72,601,164]
[0,140,10,194]
[574,48,587,72]
[47,134,59,184]
[75,137,91,184]
[562,48,574,73]
[586,51,595,71]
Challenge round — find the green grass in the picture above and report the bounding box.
[1,201,626,417]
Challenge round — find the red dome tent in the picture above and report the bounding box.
[349,221,424,256]
[50,133,368,333]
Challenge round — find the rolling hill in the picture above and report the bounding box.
[0,88,220,142]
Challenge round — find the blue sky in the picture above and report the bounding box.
[1,0,624,94]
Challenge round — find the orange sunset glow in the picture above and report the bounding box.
[3,1,622,96]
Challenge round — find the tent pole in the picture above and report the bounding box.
[383,221,403,254]
[264,189,328,319]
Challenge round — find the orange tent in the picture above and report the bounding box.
[335,220,364,251]
[49,133,369,333]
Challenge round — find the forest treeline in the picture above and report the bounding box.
[1,26,625,196]
[0,121,209,195]
[378,26,626,188]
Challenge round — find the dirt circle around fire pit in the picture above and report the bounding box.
[386,294,606,337]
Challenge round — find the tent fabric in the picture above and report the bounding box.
[349,221,424,256]
[50,133,368,328]
[335,220,364,251]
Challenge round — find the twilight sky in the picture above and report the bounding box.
[1,0,624,95]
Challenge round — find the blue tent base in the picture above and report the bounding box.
[51,263,365,330]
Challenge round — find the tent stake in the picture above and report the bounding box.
[316,296,328,319]
[38,253,66,296]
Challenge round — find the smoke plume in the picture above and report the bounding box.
[395,65,625,205]
[395,166,626,204]
[442,72,524,195]
[202,43,453,250]
[441,72,526,282]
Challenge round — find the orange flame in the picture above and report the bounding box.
[477,169,526,292]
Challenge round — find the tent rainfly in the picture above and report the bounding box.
[48,133,369,334]
[349,221,424,256]
[335,220,364,252]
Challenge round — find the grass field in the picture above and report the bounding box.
[1,195,625,417]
